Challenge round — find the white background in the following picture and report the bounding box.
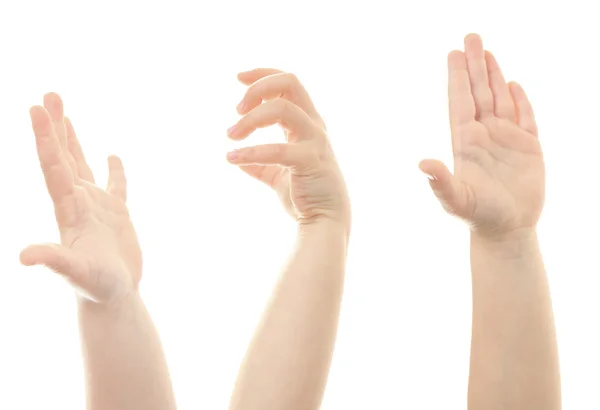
[0,0,598,409]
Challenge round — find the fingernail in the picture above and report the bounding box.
[420,169,436,181]
[227,125,237,137]
[227,151,239,161]
[236,101,246,113]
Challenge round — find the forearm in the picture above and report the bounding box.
[468,230,561,410]
[229,220,348,410]
[77,291,177,410]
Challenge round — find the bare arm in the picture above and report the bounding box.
[419,33,561,409]
[78,292,176,410]
[224,68,351,410]
[229,221,347,410]
[468,231,560,409]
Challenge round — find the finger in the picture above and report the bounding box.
[43,93,79,176]
[448,50,476,130]
[65,117,96,183]
[419,159,467,216]
[30,106,76,201]
[237,72,325,129]
[20,243,88,284]
[238,164,281,188]
[464,34,494,118]
[106,155,127,201]
[484,51,515,120]
[508,82,538,137]
[237,68,284,85]
[227,143,315,170]
[227,99,319,142]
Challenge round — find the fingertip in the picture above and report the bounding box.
[237,71,252,85]
[29,106,52,130]
[107,154,123,167]
[508,81,525,99]
[447,50,467,69]
[418,158,437,174]
[464,32,481,43]
[507,81,520,90]
[19,247,35,266]
[29,105,45,117]
[226,150,241,163]
[227,125,243,140]
[419,159,453,183]
[448,50,463,59]
[43,92,64,119]
[236,99,247,114]
[43,92,61,106]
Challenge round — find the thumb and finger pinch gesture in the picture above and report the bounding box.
[226,69,351,233]
[420,34,545,239]
[20,93,142,304]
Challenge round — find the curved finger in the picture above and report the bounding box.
[464,34,494,118]
[237,68,284,85]
[237,72,325,128]
[227,143,315,170]
[30,106,76,202]
[65,117,96,183]
[508,82,538,137]
[448,50,476,129]
[106,155,127,201]
[485,51,515,120]
[43,93,79,177]
[227,99,319,142]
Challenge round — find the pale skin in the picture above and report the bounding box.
[21,93,176,410]
[225,69,350,410]
[420,34,561,409]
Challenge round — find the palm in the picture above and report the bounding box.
[55,180,142,302]
[21,93,141,304]
[452,117,544,231]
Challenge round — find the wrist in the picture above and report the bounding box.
[76,290,142,316]
[471,227,540,260]
[298,217,350,243]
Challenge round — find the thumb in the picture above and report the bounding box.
[20,243,88,282]
[418,159,467,216]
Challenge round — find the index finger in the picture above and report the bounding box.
[448,50,476,130]
[237,68,284,85]
[237,72,326,129]
[43,93,80,177]
[30,106,76,202]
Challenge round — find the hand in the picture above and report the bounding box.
[226,69,350,232]
[20,93,142,304]
[419,34,544,239]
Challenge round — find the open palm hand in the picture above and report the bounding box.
[20,93,142,304]
[420,34,545,237]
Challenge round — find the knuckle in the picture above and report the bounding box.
[272,144,286,157]
[273,98,291,117]
[283,72,300,86]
